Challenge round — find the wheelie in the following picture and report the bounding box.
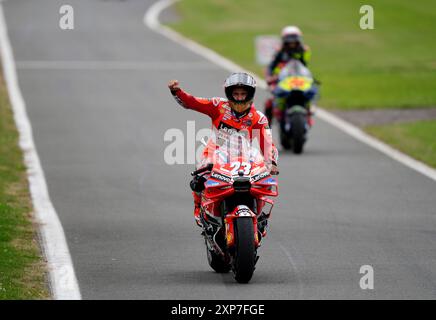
[168,73,279,283]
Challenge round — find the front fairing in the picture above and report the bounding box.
[203,133,278,201]
[276,59,314,94]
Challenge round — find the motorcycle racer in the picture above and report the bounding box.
[168,73,278,227]
[264,26,312,124]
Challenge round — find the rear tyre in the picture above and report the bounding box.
[232,218,256,283]
[291,113,306,154]
[206,240,231,273]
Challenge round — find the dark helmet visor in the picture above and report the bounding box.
[224,73,256,103]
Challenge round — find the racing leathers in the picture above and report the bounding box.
[171,88,278,226]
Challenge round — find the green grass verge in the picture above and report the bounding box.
[365,120,436,168]
[0,69,49,299]
[169,0,436,110]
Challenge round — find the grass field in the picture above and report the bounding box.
[0,70,49,299]
[170,0,436,110]
[366,120,436,168]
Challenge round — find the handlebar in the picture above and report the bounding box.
[191,163,213,176]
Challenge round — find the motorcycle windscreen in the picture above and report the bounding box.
[277,59,314,92]
[278,59,313,79]
[202,130,271,177]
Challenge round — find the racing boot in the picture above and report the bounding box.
[306,105,314,127]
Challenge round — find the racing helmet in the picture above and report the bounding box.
[224,72,256,104]
[281,25,303,44]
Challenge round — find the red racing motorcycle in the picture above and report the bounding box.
[192,135,279,283]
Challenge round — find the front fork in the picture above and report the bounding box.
[224,205,260,249]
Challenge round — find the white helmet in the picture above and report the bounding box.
[281,26,303,43]
[281,25,302,38]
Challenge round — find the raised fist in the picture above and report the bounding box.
[168,80,180,93]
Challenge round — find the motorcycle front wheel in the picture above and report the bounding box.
[232,218,256,283]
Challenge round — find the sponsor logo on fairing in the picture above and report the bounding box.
[236,205,252,217]
[206,180,220,187]
[264,178,277,185]
[211,172,232,183]
[252,171,270,182]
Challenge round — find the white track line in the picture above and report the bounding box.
[278,243,303,299]
[16,60,219,70]
[145,0,436,182]
[316,109,436,181]
[0,5,81,299]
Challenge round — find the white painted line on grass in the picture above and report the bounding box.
[145,0,436,182]
[0,5,81,299]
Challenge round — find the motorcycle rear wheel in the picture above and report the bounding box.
[290,113,306,154]
[232,218,256,283]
